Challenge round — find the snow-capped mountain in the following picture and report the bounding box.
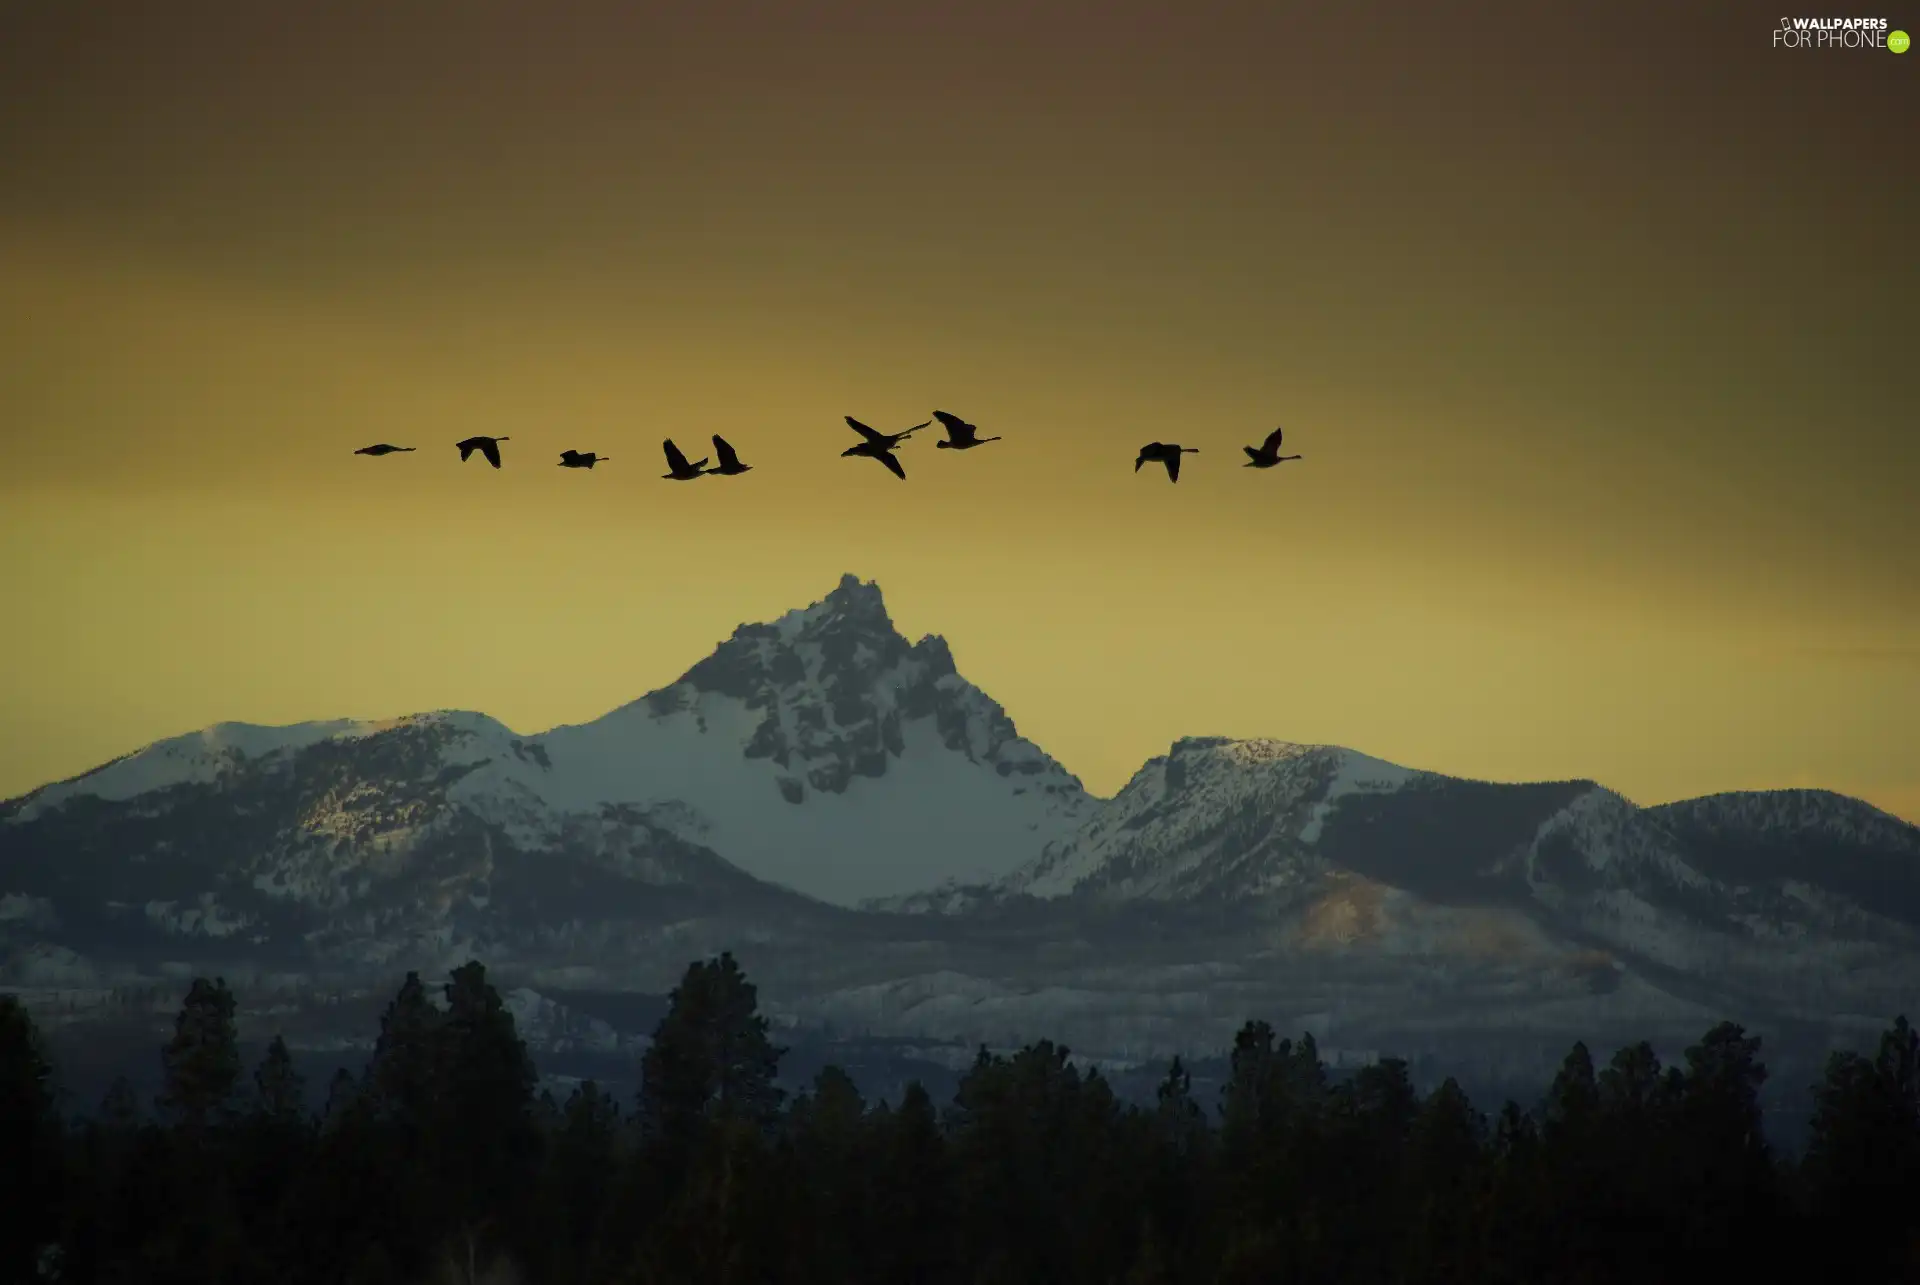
[1,705,818,982]
[0,575,1102,992]
[876,736,1918,998]
[996,737,1712,917]
[4,574,1091,920]
[4,577,1916,1066]
[516,572,1092,903]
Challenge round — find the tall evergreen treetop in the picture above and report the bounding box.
[159,976,241,1132]
[365,970,445,1128]
[639,951,786,1140]
[253,1034,306,1125]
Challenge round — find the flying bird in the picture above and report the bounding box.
[931,410,1002,451]
[1135,442,1199,483]
[455,435,510,468]
[844,415,929,451]
[557,450,610,469]
[661,438,710,481]
[353,444,415,456]
[844,440,909,480]
[709,435,752,476]
[1242,427,1302,469]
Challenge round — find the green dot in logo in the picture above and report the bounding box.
[1891,29,1911,52]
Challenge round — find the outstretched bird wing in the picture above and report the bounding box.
[558,450,581,463]
[875,450,907,480]
[1165,453,1183,483]
[845,416,885,444]
[931,410,972,442]
[1262,426,1285,453]
[479,439,503,468]
[713,435,742,469]
[663,439,693,472]
[457,440,475,461]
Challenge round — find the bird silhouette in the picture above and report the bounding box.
[456,436,510,468]
[844,415,929,451]
[931,410,1002,451]
[558,450,609,469]
[353,444,415,456]
[1135,442,1199,483]
[1242,427,1302,469]
[843,440,908,480]
[661,439,710,481]
[709,435,752,476]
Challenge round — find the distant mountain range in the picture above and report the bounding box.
[4,573,1916,1069]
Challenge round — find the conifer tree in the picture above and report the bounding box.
[638,951,787,1149]
[158,976,241,1134]
[1802,1015,1920,1274]
[364,971,444,1131]
[253,1034,307,1125]
[0,996,61,1283]
[869,1080,952,1285]
[436,960,540,1273]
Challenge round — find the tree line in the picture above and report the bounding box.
[3,952,1917,1284]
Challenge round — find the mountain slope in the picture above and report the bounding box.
[0,710,826,982]
[1649,789,1920,932]
[996,736,1707,913]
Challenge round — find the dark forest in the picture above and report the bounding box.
[4,954,1917,1284]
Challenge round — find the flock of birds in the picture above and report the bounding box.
[353,410,1304,484]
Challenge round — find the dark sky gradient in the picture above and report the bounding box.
[2,0,1914,818]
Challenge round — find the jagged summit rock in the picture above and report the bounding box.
[585,575,1093,896]
[655,575,1018,805]
[674,573,943,706]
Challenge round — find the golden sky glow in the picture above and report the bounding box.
[2,1,1914,821]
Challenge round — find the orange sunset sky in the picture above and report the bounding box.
[1,0,1914,821]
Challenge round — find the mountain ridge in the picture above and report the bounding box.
[4,575,1916,1061]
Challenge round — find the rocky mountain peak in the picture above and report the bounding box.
[641,577,1085,816]
[676,576,910,693]
[820,571,891,624]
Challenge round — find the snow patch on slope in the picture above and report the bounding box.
[144,895,253,939]
[12,717,436,822]
[1299,748,1424,843]
[451,695,1081,905]
[1005,739,1428,902]
[1524,787,1709,892]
